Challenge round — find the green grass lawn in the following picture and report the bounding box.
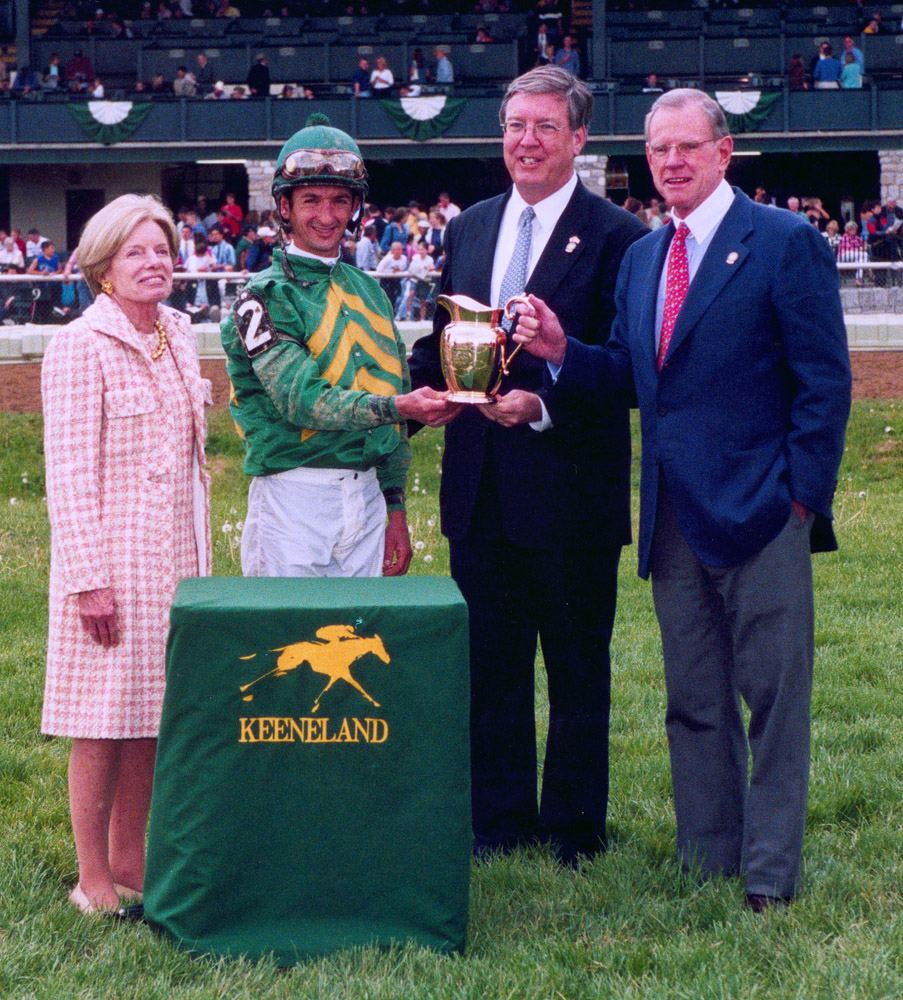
[1,402,902,999]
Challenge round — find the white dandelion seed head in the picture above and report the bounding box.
[424,554,433,563]
[415,541,425,550]
[222,522,233,533]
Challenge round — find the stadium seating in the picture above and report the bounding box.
[20,6,903,95]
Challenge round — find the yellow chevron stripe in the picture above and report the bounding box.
[307,287,343,358]
[335,286,396,343]
[228,379,246,440]
[320,318,402,388]
[352,368,398,397]
[307,285,401,386]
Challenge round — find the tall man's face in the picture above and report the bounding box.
[502,91,586,205]
[646,103,733,217]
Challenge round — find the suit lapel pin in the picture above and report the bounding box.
[726,251,739,265]
[565,235,581,254]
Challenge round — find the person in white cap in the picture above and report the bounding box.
[245,226,276,272]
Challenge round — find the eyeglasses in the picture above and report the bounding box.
[502,120,567,139]
[647,138,720,162]
[279,149,367,183]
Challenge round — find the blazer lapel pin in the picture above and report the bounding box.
[726,251,739,265]
[565,235,581,254]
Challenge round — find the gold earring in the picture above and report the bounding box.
[100,279,113,295]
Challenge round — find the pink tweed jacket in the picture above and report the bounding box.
[41,295,212,738]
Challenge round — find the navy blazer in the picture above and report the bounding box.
[409,181,648,548]
[555,189,852,578]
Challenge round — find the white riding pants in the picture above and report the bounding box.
[241,466,386,578]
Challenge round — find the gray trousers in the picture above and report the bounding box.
[649,484,814,899]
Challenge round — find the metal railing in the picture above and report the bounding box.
[0,269,442,325]
[4,257,900,329]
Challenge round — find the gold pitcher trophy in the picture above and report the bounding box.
[437,294,532,403]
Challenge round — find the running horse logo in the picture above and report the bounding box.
[239,625,390,713]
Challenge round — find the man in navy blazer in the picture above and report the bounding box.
[515,89,851,906]
[409,67,647,865]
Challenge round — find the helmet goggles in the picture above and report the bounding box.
[279,148,367,184]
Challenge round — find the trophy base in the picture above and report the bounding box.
[446,391,496,404]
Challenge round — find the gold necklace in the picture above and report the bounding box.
[151,319,167,361]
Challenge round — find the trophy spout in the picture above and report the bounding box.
[437,294,500,326]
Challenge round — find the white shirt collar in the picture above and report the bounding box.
[509,172,578,232]
[672,179,735,245]
[287,239,339,266]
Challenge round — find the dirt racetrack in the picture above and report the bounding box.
[0,353,900,413]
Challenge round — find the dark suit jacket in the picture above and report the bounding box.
[555,189,852,577]
[408,181,648,549]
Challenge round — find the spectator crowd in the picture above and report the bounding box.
[621,185,903,286]
[0,189,459,325]
[4,180,899,328]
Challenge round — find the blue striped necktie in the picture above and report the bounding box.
[499,205,535,330]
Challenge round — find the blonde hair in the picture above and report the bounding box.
[78,194,178,296]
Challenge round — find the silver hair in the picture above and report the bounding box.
[499,65,593,132]
[644,88,729,143]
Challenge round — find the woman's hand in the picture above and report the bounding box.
[77,588,121,647]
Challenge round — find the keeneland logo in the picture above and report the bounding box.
[237,624,391,745]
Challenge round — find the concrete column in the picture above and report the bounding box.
[878,149,903,203]
[575,153,608,199]
[245,160,276,215]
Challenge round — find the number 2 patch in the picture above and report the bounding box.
[232,289,279,357]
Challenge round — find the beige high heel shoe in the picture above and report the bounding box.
[68,884,144,921]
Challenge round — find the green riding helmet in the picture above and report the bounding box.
[271,113,369,212]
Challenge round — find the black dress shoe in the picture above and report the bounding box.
[472,833,539,863]
[746,893,790,913]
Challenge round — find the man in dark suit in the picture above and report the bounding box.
[408,66,647,865]
[515,89,852,905]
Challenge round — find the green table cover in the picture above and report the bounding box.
[144,576,471,963]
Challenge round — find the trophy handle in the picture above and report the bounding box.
[500,294,532,375]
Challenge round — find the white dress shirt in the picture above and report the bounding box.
[490,172,578,310]
[492,173,578,431]
[654,179,736,350]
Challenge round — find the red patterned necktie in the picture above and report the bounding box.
[657,222,689,371]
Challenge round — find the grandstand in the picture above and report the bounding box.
[1,1,903,249]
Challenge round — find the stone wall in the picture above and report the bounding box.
[840,284,903,314]
[879,150,903,204]
[246,160,276,215]
[575,154,608,199]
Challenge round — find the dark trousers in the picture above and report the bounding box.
[649,483,814,898]
[449,462,620,860]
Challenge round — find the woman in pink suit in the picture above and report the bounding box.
[41,194,212,916]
